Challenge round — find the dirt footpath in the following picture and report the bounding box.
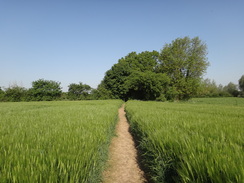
[102,104,146,183]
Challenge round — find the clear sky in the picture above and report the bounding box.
[1,0,244,91]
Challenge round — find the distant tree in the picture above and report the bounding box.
[0,87,5,101]
[239,75,244,97]
[197,79,218,97]
[197,79,230,97]
[68,82,91,100]
[223,82,239,97]
[239,75,244,91]
[29,79,62,101]
[100,37,210,101]
[101,51,161,100]
[101,58,131,99]
[60,92,68,100]
[90,85,114,100]
[158,36,209,100]
[4,85,27,102]
[125,71,170,100]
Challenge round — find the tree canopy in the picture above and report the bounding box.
[0,87,4,100]
[3,86,27,102]
[4,37,242,102]
[101,37,209,101]
[158,36,209,100]
[125,71,170,101]
[100,51,170,101]
[239,75,244,91]
[224,82,239,97]
[68,82,91,100]
[239,75,244,97]
[29,79,62,101]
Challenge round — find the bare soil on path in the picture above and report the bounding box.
[102,104,146,183]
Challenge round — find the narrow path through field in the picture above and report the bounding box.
[102,104,146,183]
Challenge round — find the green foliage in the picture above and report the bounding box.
[239,75,244,92]
[165,86,179,101]
[100,37,209,101]
[60,92,68,100]
[3,85,27,102]
[223,82,239,97]
[91,85,115,100]
[155,94,167,102]
[197,79,241,98]
[125,71,170,100]
[100,60,130,99]
[197,79,231,97]
[101,51,171,101]
[240,91,244,98]
[0,87,5,101]
[29,79,62,101]
[0,100,123,182]
[126,99,244,182]
[158,36,209,100]
[68,82,91,100]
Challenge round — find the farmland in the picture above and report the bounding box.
[0,98,243,183]
[126,98,244,182]
[0,100,123,182]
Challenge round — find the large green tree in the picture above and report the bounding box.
[100,37,209,101]
[125,71,170,100]
[239,75,244,91]
[158,36,209,100]
[68,82,91,100]
[0,87,4,101]
[197,79,230,97]
[92,83,115,100]
[29,79,62,101]
[239,75,244,97]
[100,51,170,101]
[223,82,239,97]
[4,85,27,102]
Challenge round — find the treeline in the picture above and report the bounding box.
[0,79,102,102]
[1,76,243,102]
[1,36,244,102]
[98,37,244,101]
[197,78,244,98]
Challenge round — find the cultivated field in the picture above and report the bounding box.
[126,98,244,182]
[1,98,243,183]
[0,100,123,182]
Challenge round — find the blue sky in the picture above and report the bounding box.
[1,0,244,91]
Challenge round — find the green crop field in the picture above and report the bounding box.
[126,98,244,183]
[1,98,243,183]
[0,100,123,182]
